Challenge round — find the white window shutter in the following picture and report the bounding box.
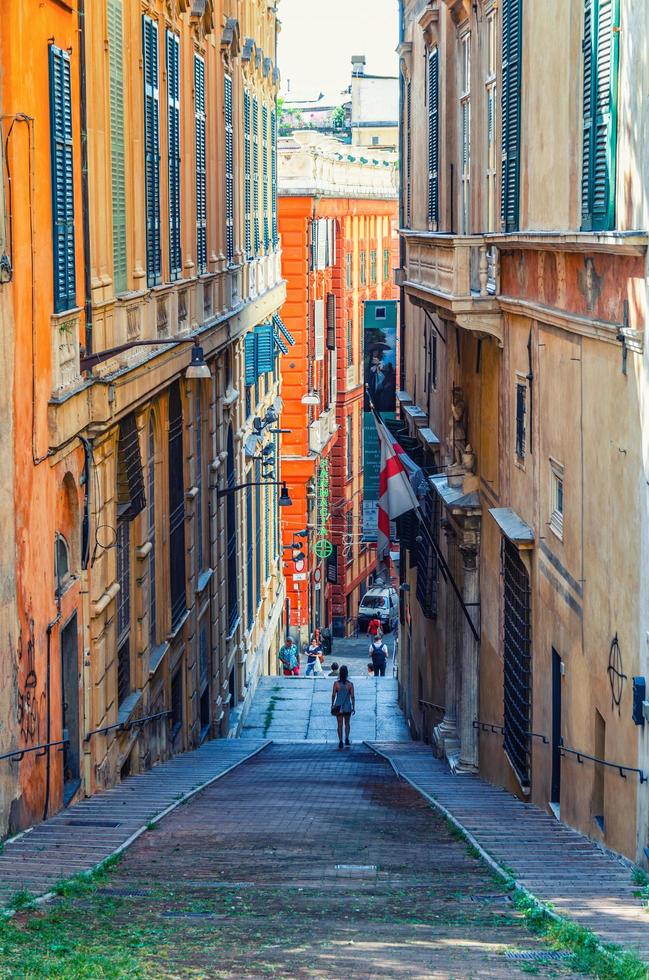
[317,219,327,269]
[314,299,325,360]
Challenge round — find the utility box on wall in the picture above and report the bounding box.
[633,676,646,726]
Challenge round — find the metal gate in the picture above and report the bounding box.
[502,538,531,789]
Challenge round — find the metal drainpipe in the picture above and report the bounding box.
[78,0,92,355]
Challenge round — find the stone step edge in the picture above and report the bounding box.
[0,740,271,920]
[364,741,647,968]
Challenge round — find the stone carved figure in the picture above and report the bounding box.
[447,386,467,467]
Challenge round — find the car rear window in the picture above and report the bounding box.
[362,596,386,608]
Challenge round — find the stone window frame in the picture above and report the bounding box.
[549,457,565,541]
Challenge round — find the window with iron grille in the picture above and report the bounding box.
[116,521,131,704]
[502,537,532,789]
[515,381,526,460]
[199,614,209,691]
[429,329,438,390]
[345,252,352,289]
[168,382,186,631]
[148,416,157,647]
[166,30,181,279]
[224,75,234,263]
[194,54,207,274]
[370,249,377,284]
[142,16,161,286]
[383,247,390,283]
[225,429,239,632]
[117,413,146,521]
[49,45,76,312]
[360,249,366,286]
[244,90,252,259]
[347,318,354,367]
[415,490,439,619]
[326,293,336,350]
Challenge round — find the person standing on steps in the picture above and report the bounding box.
[369,634,389,677]
[278,636,300,676]
[331,664,355,748]
[304,633,324,676]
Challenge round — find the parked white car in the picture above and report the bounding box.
[357,587,399,634]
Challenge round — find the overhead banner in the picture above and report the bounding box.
[362,299,398,541]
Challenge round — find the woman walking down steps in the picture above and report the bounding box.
[331,665,355,749]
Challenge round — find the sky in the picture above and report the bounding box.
[278,0,399,101]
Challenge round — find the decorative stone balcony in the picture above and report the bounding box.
[401,231,503,345]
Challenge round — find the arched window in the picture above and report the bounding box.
[148,415,157,646]
[55,533,71,596]
[226,426,239,632]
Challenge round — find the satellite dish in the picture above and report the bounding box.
[244,434,260,457]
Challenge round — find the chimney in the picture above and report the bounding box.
[351,55,366,77]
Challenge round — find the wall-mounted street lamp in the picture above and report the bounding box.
[217,481,293,507]
[301,390,321,406]
[80,336,211,380]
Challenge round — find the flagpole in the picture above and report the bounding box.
[366,386,480,645]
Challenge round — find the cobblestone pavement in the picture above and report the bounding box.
[1,743,590,978]
[241,676,410,743]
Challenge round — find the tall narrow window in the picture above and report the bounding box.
[195,391,205,573]
[345,252,353,289]
[226,427,239,633]
[148,416,157,647]
[405,80,412,228]
[252,96,260,255]
[244,90,252,260]
[346,415,353,479]
[271,105,278,246]
[427,47,439,228]
[383,247,390,283]
[326,293,336,351]
[501,0,522,232]
[347,318,354,367]
[370,249,377,284]
[168,382,186,631]
[515,381,526,461]
[246,481,254,630]
[460,32,471,234]
[49,45,76,312]
[167,31,181,279]
[224,75,234,264]
[108,0,127,294]
[142,16,161,286]
[262,104,269,251]
[116,520,131,704]
[581,0,619,231]
[194,55,207,274]
[359,249,366,286]
[550,459,565,539]
[485,12,497,231]
[502,537,532,789]
[254,458,261,611]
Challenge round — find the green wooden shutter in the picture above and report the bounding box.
[142,16,161,286]
[252,96,260,255]
[49,44,76,313]
[427,47,439,228]
[194,54,207,274]
[108,0,127,295]
[501,0,522,232]
[405,80,412,228]
[255,322,274,374]
[244,90,252,260]
[581,0,619,231]
[262,104,269,251]
[271,106,278,246]
[166,30,181,280]
[224,75,234,264]
[245,332,256,385]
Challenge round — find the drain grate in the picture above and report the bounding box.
[64,819,121,828]
[504,951,572,962]
[97,888,151,898]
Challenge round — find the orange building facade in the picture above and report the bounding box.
[278,133,398,640]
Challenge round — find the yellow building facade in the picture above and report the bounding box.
[0,0,285,835]
[397,0,649,863]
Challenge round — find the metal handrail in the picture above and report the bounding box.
[473,719,505,735]
[85,710,171,743]
[0,738,69,763]
[419,699,446,714]
[559,740,647,784]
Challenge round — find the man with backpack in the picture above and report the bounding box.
[369,635,389,677]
